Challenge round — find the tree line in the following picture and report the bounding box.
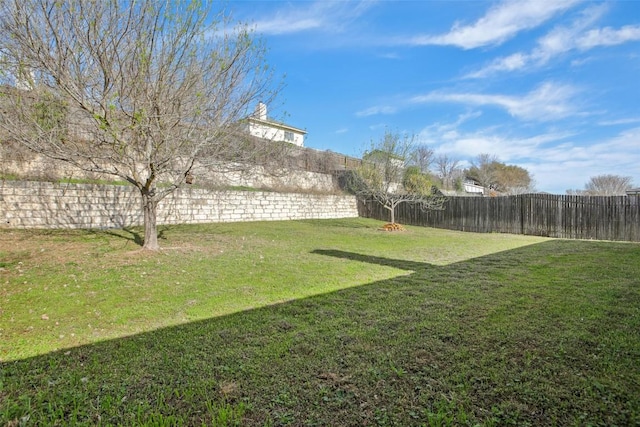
[346,130,635,225]
[1,1,634,247]
[567,175,635,196]
[352,131,536,195]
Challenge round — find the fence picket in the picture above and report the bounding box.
[358,194,640,242]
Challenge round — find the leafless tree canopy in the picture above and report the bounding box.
[435,154,460,191]
[467,153,534,195]
[468,154,499,189]
[347,131,446,224]
[410,145,435,174]
[0,0,282,249]
[569,174,635,196]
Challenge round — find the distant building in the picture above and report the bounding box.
[245,102,306,147]
[463,179,485,195]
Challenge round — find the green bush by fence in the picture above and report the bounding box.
[359,194,640,242]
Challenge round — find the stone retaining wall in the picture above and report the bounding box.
[0,181,358,229]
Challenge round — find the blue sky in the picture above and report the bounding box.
[230,0,640,194]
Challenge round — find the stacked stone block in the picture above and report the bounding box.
[0,181,358,229]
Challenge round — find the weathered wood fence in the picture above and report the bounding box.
[358,194,640,242]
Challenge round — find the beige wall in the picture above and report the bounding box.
[0,181,358,229]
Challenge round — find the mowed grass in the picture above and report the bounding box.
[0,218,639,426]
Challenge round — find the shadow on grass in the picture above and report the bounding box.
[1,240,639,426]
[103,226,169,247]
[312,249,428,271]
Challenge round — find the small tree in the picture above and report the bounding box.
[403,166,433,194]
[348,131,446,224]
[0,0,283,250]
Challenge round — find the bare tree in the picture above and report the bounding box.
[467,154,533,194]
[410,145,435,174]
[0,0,284,250]
[435,154,460,191]
[583,174,634,196]
[347,130,446,224]
[468,153,499,189]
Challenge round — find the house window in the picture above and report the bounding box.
[284,131,294,142]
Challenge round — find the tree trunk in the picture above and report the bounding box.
[141,192,160,251]
[385,204,395,224]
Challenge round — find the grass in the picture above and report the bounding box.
[0,218,639,426]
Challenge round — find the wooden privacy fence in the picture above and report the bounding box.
[358,194,640,242]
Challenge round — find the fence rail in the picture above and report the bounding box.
[358,194,640,242]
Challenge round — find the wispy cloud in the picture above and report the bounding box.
[417,113,578,191]
[527,126,640,191]
[412,82,580,122]
[428,128,574,162]
[576,25,640,49]
[467,5,640,78]
[249,1,374,36]
[417,111,483,143]
[406,0,581,49]
[356,105,397,117]
[419,114,639,193]
[598,117,640,126]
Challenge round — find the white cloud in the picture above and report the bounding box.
[253,18,323,35]
[437,130,573,162]
[528,127,640,192]
[598,117,640,126]
[420,114,640,193]
[412,82,580,122]
[356,105,397,117]
[576,25,640,49]
[535,5,606,56]
[469,53,528,76]
[249,1,374,36]
[377,52,402,60]
[419,113,574,161]
[467,5,640,78]
[408,0,581,49]
[368,123,388,131]
[417,111,482,143]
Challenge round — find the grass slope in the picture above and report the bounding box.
[1,218,639,426]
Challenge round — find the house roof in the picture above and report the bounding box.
[247,116,307,135]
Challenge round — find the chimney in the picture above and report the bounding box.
[256,102,267,120]
[15,68,36,91]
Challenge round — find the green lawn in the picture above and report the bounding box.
[1,218,639,426]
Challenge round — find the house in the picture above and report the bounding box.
[245,102,306,147]
[463,179,486,195]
